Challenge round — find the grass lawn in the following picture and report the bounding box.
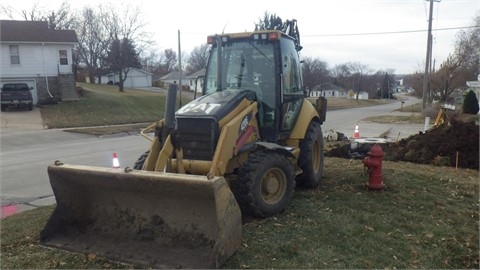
[40,83,194,130]
[1,158,478,269]
[41,84,396,133]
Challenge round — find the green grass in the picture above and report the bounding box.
[42,84,391,132]
[1,158,478,269]
[223,159,479,269]
[41,83,192,129]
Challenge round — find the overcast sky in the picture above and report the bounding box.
[2,0,479,74]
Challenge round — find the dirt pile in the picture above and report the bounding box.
[325,119,479,170]
[382,119,478,169]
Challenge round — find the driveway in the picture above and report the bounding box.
[0,107,44,133]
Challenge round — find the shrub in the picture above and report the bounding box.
[462,89,479,114]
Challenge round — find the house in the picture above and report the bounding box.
[310,83,369,100]
[0,20,78,104]
[309,83,348,98]
[186,68,206,93]
[100,68,152,88]
[158,71,189,89]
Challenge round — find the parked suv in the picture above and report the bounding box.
[1,83,33,111]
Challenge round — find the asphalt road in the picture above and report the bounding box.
[0,95,424,217]
[323,95,424,138]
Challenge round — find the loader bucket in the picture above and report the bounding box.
[40,163,242,269]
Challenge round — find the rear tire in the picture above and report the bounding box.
[28,103,33,111]
[1,105,6,112]
[296,121,324,188]
[133,151,150,170]
[232,150,295,218]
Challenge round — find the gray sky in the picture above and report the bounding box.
[2,0,479,74]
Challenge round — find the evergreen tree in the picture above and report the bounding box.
[462,89,479,114]
[105,37,141,92]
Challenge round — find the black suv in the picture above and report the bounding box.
[1,83,34,111]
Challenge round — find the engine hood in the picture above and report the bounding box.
[176,89,256,121]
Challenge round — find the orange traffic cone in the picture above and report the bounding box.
[112,152,120,168]
[353,124,360,138]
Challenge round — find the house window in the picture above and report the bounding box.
[9,45,20,65]
[59,50,68,65]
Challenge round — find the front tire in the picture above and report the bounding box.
[133,151,150,170]
[232,150,295,218]
[296,121,324,188]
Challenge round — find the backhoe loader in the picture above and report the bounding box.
[40,19,327,268]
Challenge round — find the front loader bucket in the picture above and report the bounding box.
[40,163,242,269]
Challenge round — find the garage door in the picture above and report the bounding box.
[0,79,37,104]
[132,76,148,87]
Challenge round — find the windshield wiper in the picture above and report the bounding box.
[249,41,272,64]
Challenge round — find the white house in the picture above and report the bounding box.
[100,68,152,88]
[0,20,78,104]
[309,83,348,99]
[158,71,189,88]
[310,83,369,100]
[187,68,206,93]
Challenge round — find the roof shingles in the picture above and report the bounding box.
[0,20,78,43]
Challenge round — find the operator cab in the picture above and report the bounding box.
[204,31,304,142]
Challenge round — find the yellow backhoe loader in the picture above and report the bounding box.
[40,20,327,268]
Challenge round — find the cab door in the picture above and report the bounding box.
[279,37,304,136]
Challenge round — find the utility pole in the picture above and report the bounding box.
[422,0,440,109]
[178,30,182,108]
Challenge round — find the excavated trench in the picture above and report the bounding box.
[326,117,479,170]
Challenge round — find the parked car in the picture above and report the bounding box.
[1,83,33,111]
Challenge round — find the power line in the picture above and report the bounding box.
[302,25,478,37]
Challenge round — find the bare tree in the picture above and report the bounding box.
[163,49,178,73]
[44,1,76,30]
[185,44,209,75]
[404,72,424,97]
[331,62,372,100]
[455,13,480,79]
[1,1,75,29]
[429,54,465,102]
[301,56,330,96]
[74,7,109,84]
[423,13,479,102]
[349,62,373,100]
[99,3,150,91]
[140,50,165,77]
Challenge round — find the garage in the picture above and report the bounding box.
[0,79,37,104]
[100,68,152,88]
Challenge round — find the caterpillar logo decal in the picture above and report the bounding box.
[177,103,221,115]
[238,113,252,135]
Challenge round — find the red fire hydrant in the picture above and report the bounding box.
[363,144,384,190]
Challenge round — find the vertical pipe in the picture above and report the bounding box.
[178,30,182,108]
[424,117,430,132]
[42,42,53,98]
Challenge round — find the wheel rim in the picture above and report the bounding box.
[260,168,287,205]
